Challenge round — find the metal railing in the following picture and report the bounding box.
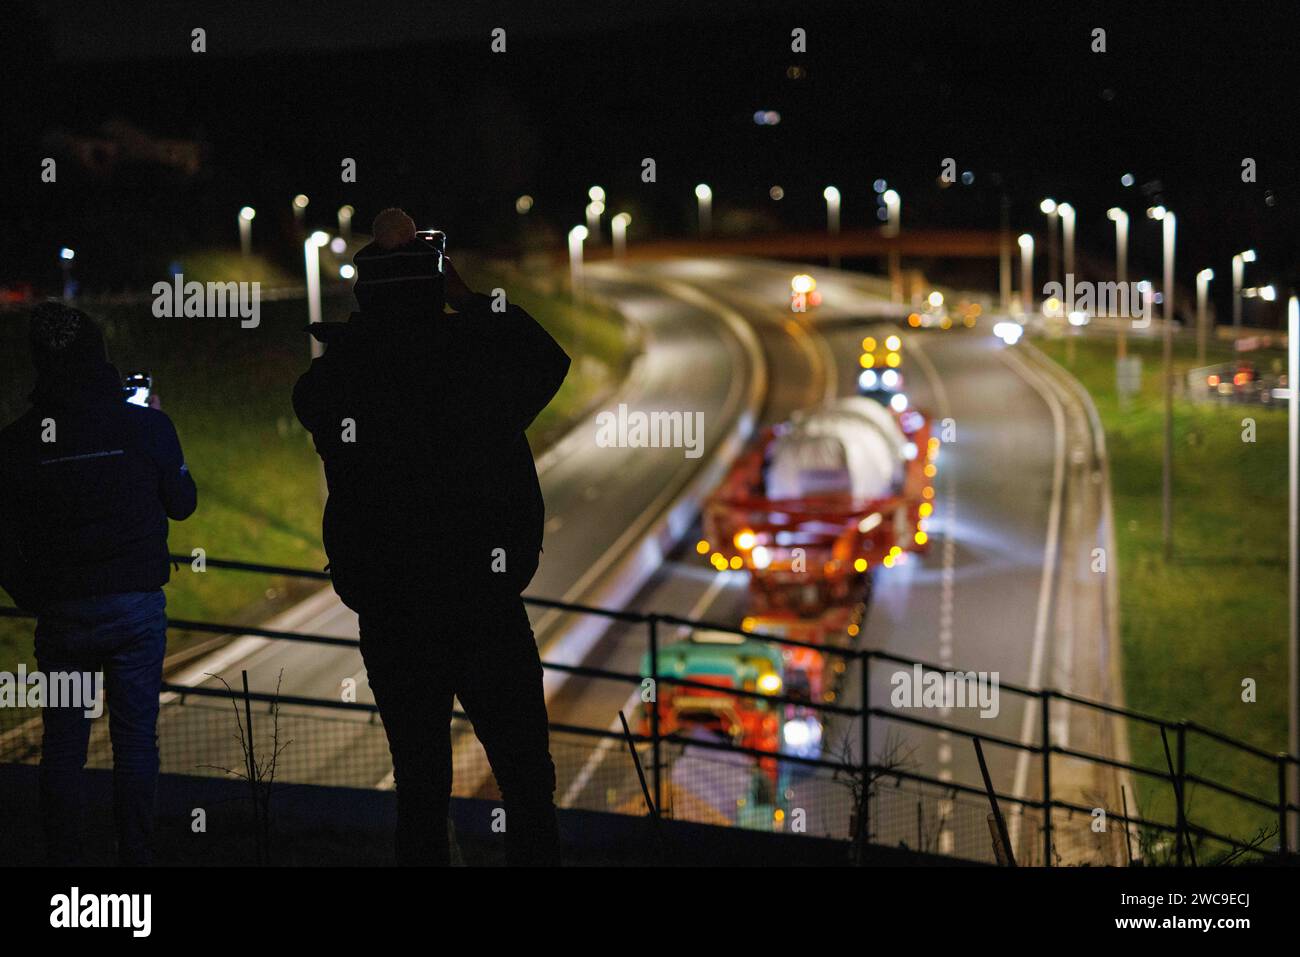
[3,552,1298,865]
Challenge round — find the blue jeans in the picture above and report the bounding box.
[35,590,167,866]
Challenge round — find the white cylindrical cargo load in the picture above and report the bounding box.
[766,397,905,502]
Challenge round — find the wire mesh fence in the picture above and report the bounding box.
[3,574,1297,867]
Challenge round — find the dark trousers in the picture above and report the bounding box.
[34,589,167,866]
[359,592,560,866]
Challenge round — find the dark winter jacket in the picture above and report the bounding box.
[0,359,197,609]
[292,295,570,610]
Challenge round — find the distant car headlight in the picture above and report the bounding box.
[993,321,1024,345]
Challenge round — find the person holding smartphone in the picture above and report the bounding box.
[294,208,570,866]
[0,300,197,865]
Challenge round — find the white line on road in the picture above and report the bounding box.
[998,344,1068,854]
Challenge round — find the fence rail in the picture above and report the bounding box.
[2,551,1297,865]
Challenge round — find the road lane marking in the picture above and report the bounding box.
[904,333,958,855]
[998,344,1067,855]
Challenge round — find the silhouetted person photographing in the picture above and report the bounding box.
[0,301,197,865]
[294,209,570,865]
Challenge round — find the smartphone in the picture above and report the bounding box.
[415,229,447,274]
[123,372,152,407]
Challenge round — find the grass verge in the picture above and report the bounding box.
[1036,330,1288,853]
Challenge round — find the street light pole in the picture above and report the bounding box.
[1040,199,1059,289]
[1161,211,1176,562]
[1108,207,1129,358]
[239,207,256,258]
[337,205,354,243]
[1018,233,1034,318]
[586,186,606,242]
[304,231,329,359]
[611,212,631,260]
[1058,202,1076,280]
[694,184,712,238]
[293,194,309,232]
[1196,269,1214,367]
[568,225,588,301]
[59,247,76,300]
[1232,249,1256,329]
[824,186,841,268]
[883,189,901,303]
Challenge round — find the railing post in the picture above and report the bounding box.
[860,652,871,850]
[1041,689,1052,867]
[1278,754,1290,858]
[648,614,662,815]
[1174,722,1187,867]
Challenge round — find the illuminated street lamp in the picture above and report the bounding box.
[694,183,712,237]
[586,200,605,240]
[337,205,354,242]
[1232,248,1256,328]
[1159,211,1176,562]
[1057,202,1076,279]
[611,212,631,260]
[1017,233,1034,317]
[568,225,589,300]
[239,206,256,257]
[293,194,309,229]
[1107,208,1129,285]
[1196,268,1213,366]
[1040,199,1060,288]
[1159,210,1176,322]
[59,247,76,300]
[1108,207,1130,357]
[824,185,841,268]
[587,186,606,239]
[882,189,901,238]
[883,189,901,302]
[304,230,329,357]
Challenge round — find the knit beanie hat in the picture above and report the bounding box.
[29,301,107,372]
[353,208,444,316]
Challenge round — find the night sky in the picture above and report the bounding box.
[3,0,1297,316]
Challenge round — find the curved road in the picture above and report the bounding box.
[134,257,1119,865]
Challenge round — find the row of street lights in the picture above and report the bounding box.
[237,200,357,256]
[567,181,897,298]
